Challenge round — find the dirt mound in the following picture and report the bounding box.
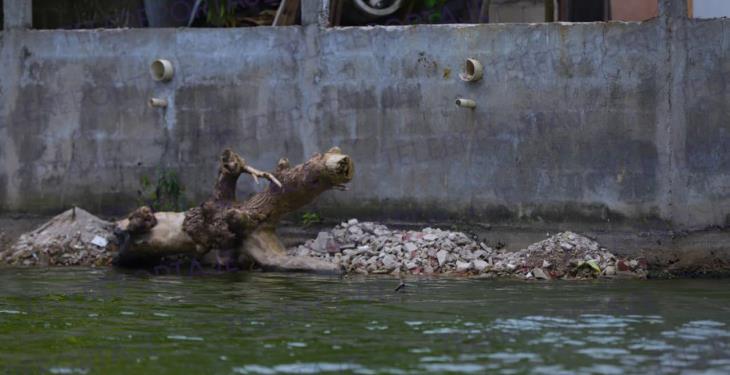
[1,208,117,267]
[288,220,647,279]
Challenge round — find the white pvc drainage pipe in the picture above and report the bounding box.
[455,98,476,109]
[150,59,174,82]
[149,98,168,108]
[460,58,484,82]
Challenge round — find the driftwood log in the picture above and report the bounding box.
[116,147,354,273]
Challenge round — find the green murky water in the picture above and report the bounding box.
[1,268,730,374]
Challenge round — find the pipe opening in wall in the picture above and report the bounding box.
[150,59,174,82]
[149,98,168,108]
[455,98,476,108]
[460,58,483,82]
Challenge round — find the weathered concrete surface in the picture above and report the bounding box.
[0,0,728,230]
[3,0,31,30]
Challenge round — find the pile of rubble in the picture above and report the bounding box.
[0,208,117,267]
[288,219,647,279]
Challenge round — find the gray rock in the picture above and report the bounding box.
[473,259,488,272]
[312,231,333,253]
[454,235,470,246]
[473,250,489,259]
[361,222,374,233]
[603,265,616,276]
[382,254,398,270]
[374,228,389,236]
[460,248,474,260]
[355,245,373,256]
[456,261,472,272]
[423,234,438,242]
[441,239,455,250]
[436,250,448,267]
[531,268,550,280]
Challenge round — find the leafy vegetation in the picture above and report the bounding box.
[205,0,239,27]
[137,170,187,212]
[300,212,322,227]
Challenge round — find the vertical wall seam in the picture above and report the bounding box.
[665,5,675,223]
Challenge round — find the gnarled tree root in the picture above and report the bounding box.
[240,228,341,274]
[115,147,353,273]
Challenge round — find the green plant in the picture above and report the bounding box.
[300,212,322,227]
[424,0,448,21]
[137,170,186,211]
[206,0,239,27]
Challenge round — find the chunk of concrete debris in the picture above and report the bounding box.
[423,234,438,242]
[531,267,550,280]
[91,235,108,248]
[603,265,616,276]
[312,232,332,253]
[473,259,489,272]
[436,250,449,267]
[456,261,472,273]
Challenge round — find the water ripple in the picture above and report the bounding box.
[232,363,365,374]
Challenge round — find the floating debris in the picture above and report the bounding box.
[288,220,647,279]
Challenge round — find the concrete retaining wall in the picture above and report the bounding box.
[0,0,728,229]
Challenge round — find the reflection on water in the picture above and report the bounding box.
[0,268,729,374]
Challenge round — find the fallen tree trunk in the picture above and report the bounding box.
[115,147,353,273]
